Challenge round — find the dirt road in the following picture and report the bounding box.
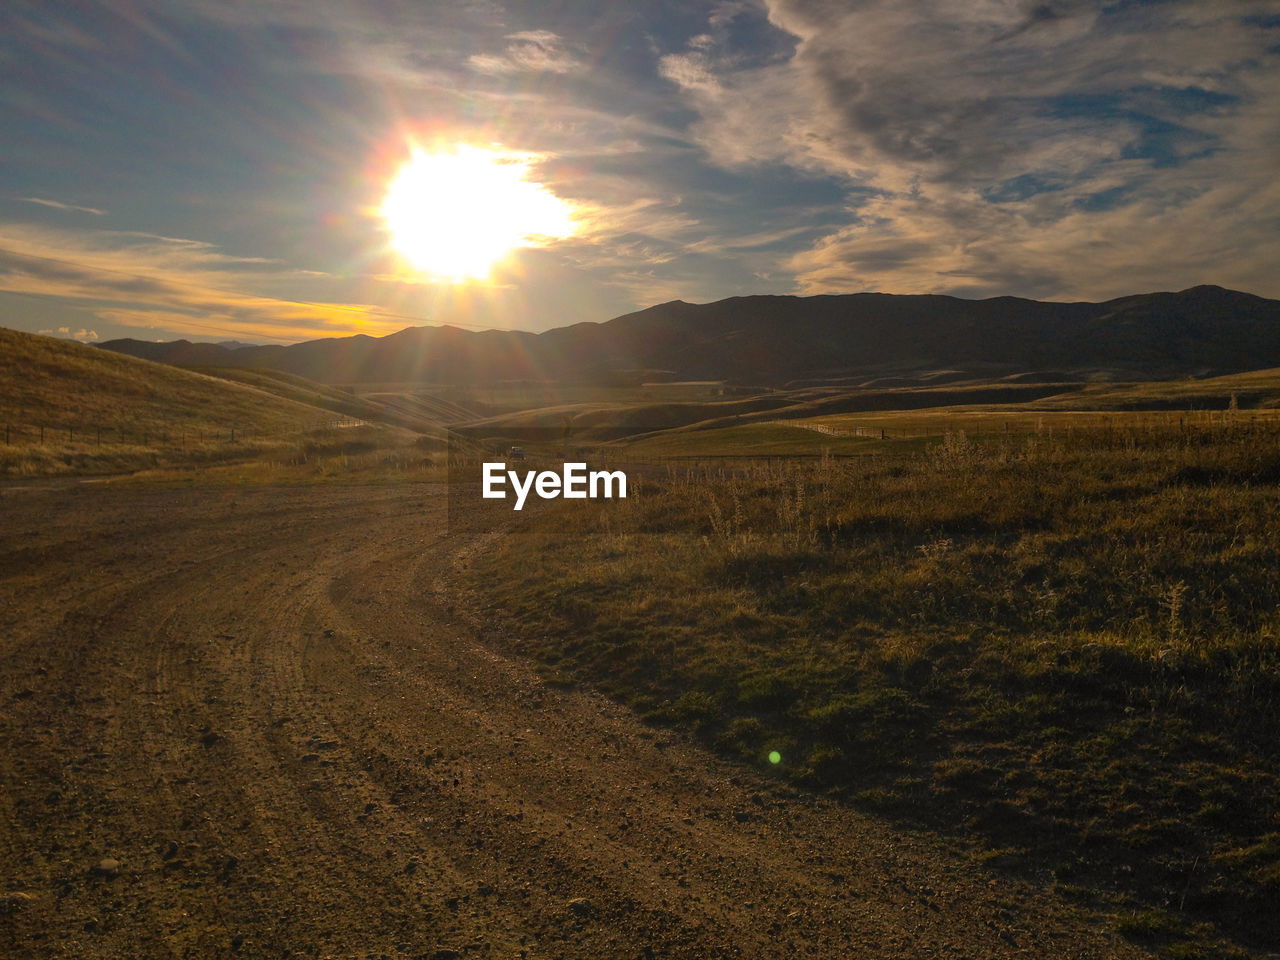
[0,483,1150,958]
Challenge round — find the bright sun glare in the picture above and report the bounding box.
[382,144,576,281]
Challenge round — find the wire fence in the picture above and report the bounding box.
[0,417,365,448]
[777,408,1280,442]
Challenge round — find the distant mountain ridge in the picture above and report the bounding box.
[98,285,1280,386]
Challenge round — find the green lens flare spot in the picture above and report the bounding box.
[768,750,782,765]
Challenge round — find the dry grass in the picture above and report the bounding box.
[0,327,444,479]
[0,328,329,436]
[471,416,1280,958]
[788,402,1280,443]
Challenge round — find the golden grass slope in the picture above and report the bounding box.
[1,327,338,438]
[0,327,419,478]
[1033,366,1280,409]
[193,367,462,436]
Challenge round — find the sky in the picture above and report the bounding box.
[3,0,1279,344]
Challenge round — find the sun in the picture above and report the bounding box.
[381,144,576,281]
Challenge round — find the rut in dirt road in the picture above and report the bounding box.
[0,483,1151,959]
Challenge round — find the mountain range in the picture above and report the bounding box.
[98,285,1280,387]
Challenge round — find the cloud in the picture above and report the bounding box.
[785,150,1280,301]
[0,221,417,341]
[13,0,1274,339]
[469,30,583,75]
[658,33,809,171]
[661,0,1280,299]
[35,325,100,341]
[5,0,804,325]
[21,197,107,216]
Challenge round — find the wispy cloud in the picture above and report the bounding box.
[8,0,1276,348]
[784,149,1280,301]
[662,0,1280,300]
[37,325,100,342]
[0,221,413,341]
[469,30,583,75]
[21,197,107,216]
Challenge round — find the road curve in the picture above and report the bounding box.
[0,483,1150,959]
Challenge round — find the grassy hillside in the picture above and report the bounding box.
[191,367,456,436]
[612,422,885,458]
[452,383,1080,448]
[2,327,337,431]
[453,394,797,443]
[0,327,427,478]
[1034,367,1280,410]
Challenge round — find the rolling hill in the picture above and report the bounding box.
[99,285,1280,386]
[0,327,437,476]
[0,326,331,437]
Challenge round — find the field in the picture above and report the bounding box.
[471,414,1280,958]
[3,329,1279,957]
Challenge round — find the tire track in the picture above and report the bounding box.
[1,483,1153,959]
